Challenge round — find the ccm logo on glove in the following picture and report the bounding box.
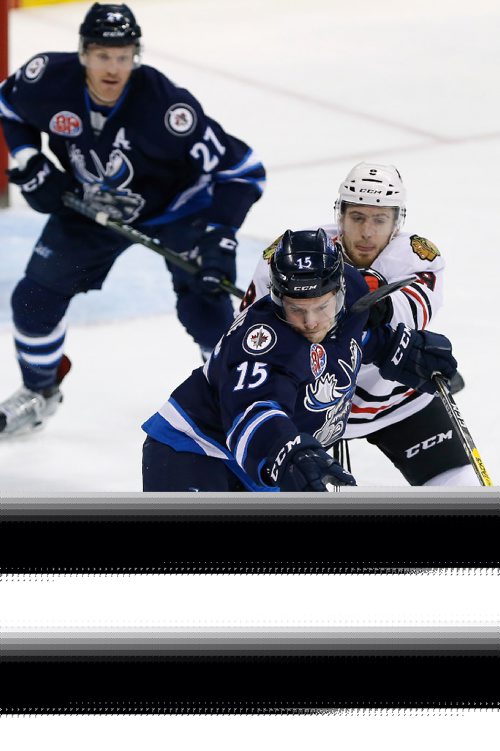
[391,324,412,365]
[8,152,72,213]
[19,160,51,193]
[269,434,301,482]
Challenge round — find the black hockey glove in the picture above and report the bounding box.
[366,296,394,328]
[265,433,356,491]
[376,322,457,395]
[362,270,394,327]
[7,153,72,213]
[196,226,238,295]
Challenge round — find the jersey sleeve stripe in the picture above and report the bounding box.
[226,399,283,446]
[234,409,288,468]
[215,149,263,179]
[158,398,230,459]
[402,286,430,328]
[0,87,24,123]
[401,290,419,328]
[218,176,266,194]
[411,282,433,319]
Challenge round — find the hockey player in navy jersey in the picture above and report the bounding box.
[142,229,458,492]
[0,3,265,437]
[242,163,479,486]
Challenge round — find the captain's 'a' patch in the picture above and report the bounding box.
[410,235,440,262]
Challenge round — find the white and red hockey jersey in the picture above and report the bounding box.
[242,224,445,438]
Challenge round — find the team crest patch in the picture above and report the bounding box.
[310,343,327,379]
[262,234,283,261]
[243,324,277,355]
[165,104,197,136]
[410,235,440,262]
[49,111,83,137]
[23,55,48,83]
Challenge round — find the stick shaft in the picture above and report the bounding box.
[62,192,245,299]
[433,375,492,486]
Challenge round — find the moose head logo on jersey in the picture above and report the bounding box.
[69,144,145,223]
[305,339,362,446]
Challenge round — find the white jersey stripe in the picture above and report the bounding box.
[158,400,229,459]
[235,409,287,467]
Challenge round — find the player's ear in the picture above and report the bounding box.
[78,41,87,67]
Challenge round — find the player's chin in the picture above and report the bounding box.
[101,81,123,94]
[304,330,327,344]
[352,250,379,266]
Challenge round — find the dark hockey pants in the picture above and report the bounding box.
[142,436,245,492]
[11,212,235,390]
[364,396,470,484]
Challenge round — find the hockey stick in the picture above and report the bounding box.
[350,275,418,314]
[62,192,245,300]
[433,374,493,486]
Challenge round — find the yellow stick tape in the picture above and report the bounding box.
[472,447,493,486]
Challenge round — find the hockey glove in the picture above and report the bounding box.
[83,184,145,222]
[362,271,394,328]
[196,226,238,295]
[8,153,72,213]
[366,296,394,328]
[377,322,457,395]
[266,433,357,491]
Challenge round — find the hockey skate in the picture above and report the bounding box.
[0,355,71,437]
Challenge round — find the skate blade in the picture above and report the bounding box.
[0,419,47,440]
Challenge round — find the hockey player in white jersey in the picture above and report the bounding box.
[241,163,478,485]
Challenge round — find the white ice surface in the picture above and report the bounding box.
[1,1,500,744]
[1,0,500,490]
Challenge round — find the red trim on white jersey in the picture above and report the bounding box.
[350,388,416,414]
[403,286,429,328]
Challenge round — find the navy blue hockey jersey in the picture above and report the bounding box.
[142,265,392,491]
[0,52,265,227]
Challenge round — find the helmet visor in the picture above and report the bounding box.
[281,288,345,337]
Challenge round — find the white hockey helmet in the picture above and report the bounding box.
[335,162,407,233]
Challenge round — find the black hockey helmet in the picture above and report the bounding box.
[79,3,142,48]
[270,229,346,328]
[270,229,345,299]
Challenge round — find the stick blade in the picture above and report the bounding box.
[351,275,417,314]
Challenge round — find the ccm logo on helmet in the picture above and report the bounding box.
[359,188,382,194]
[270,435,301,482]
[293,284,318,291]
[391,325,412,366]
